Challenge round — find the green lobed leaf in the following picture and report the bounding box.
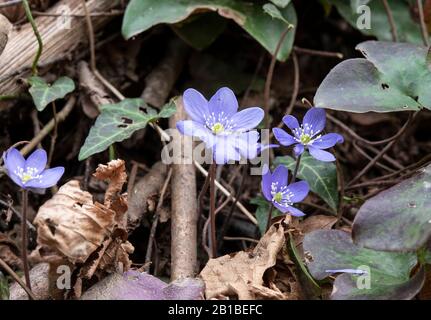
[275,152,338,212]
[172,12,227,50]
[304,230,425,300]
[314,41,431,113]
[122,0,297,61]
[327,0,428,44]
[250,196,281,236]
[28,76,75,111]
[78,99,176,161]
[352,165,431,252]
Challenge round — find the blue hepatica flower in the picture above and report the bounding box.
[176,87,265,164]
[261,165,309,216]
[273,108,343,162]
[2,148,64,190]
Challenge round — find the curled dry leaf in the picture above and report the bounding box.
[34,180,117,264]
[34,160,133,298]
[200,224,285,300]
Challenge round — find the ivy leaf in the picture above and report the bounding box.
[28,76,75,111]
[275,152,338,212]
[352,165,431,252]
[315,41,431,113]
[250,196,281,236]
[122,0,297,61]
[78,99,176,161]
[304,230,425,300]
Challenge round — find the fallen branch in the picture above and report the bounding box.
[170,98,197,280]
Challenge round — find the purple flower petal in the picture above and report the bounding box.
[25,167,64,189]
[176,120,215,148]
[311,133,344,149]
[271,165,289,190]
[287,206,306,217]
[234,131,260,160]
[303,108,326,135]
[7,171,25,188]
[213,136,241,164]
[286,181,309,203]
[261,165,273,202]
[273,201,290,214]
[208,87,238,119]
[294,144,304,157]
[3,148,25,176]
[230,107,264,132]
[183,88,209,124]
[282,115,300,131]
[308,146,336,162]
[273,128,296,146]
[257,143,279,155]
[25,149,47,173]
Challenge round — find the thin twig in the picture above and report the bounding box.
[352,142,395,172]
[327,113,411,146]
[144,168,172,272]
[0,258,36,300]
[293,46,343,59]
[20,96,76,156]
[0,199,35,231]
[264,24,294,128]
[285,51,300,117]
[223,236,259,244]
[347,112,417,186]
[22,0,43,75]
[417,0,430,46]
[0,0,22,9]
[20,189,31,294]
[381,0,399,42]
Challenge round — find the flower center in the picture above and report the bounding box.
[273,192,283,203]
[14,167,41,185]
[300,134,312,145]
[211,122,225,134]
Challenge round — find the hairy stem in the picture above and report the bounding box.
[265,203,274,232]
[292,154,302,182]
[209,162,217,258]
[22,0,43,76]
[20,189,31,295]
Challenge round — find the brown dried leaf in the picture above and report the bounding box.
[93,159,127,210]
[293,215,338,246]
[34,180,117,264]
[200,224,285,300]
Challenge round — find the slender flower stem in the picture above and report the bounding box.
[20,189,32,294]
[265,203,274,232]
[417,0,430,46]
[209,161,217,258]
[292,154,302,182]
[22,0,43,76]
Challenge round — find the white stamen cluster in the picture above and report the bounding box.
[14,166,42,184]
[293,123,321,145]
[203,111,235,135]
[270,182,294,208]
